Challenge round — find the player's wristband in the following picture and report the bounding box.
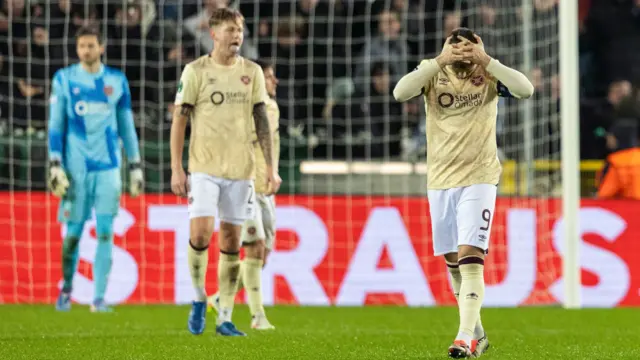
[129,162,141,171]
[50,159,62,168]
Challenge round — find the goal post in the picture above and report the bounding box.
[559,0,582,309]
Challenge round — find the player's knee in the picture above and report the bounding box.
[189,217,215,247]
[66,221,85,239]
[95,214,114,242]
[219,222,242,251]
[443,252,458,264]
[190,234,210,249]
[458,245,485,260]
[244,239,266,259]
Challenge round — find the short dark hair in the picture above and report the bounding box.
[209,8,244,28]
[75,26,103,44]
[253,59,273,72]
[371,62,389,77]
[449,27,478,45]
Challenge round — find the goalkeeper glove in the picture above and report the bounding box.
[129,163,144,197]
[48,159,69,198]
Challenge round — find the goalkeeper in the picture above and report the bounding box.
[47,26,143,313]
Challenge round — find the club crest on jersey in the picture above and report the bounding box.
[438,77,449,85]
[471,75,485,87]
[103,85,113,96]
[241,76,251,85]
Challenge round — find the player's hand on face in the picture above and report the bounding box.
[129,164,144,198]
[457,34,492,67]
[436,36,466,67]
[48,160,69,198]
[171,167,189,198]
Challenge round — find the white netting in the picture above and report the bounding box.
[0,0,564,306]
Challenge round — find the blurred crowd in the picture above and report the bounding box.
[0,0,639,162]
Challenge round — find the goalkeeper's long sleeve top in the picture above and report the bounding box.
[48,63,141,173]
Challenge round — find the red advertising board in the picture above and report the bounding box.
[0,192,639,307]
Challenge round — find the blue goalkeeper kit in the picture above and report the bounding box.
[48,63,140,223]
[48,63,140,307]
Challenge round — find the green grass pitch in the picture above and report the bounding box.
[1,305,639,360]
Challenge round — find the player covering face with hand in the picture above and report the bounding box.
[48,26,143,313]
[394,28,534,359]
[170,8,282,337]
[207,60,280,331]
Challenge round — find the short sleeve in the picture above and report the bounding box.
[252,65,268,105]
[174,64,199,106]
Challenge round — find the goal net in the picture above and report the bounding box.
[0,0,590,307]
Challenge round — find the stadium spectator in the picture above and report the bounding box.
[582,0,640,98]
[581,79,634,159]
[597,128,640,200]
[355,9,409,90]
[419,0,470,58]
[41,1,100,67]
[183,0,258,59]
[363,62,403,158]
[2,0,48,130]
[605,86,640,152]
[264,16,309,128]
[106,0,162,113]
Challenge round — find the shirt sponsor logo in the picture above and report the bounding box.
[210,91,249,105]
[210,91,224,105]
[438,92,483,109]
[74,100,110,116]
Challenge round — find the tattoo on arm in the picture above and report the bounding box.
[253,103,273,168]
[178,104,193,118]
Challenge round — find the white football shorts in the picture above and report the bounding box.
[427,183,497,256]
[188,172,256,225]
[241,194,276,250]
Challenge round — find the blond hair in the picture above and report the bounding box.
[209,8,244,28]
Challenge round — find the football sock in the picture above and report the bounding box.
[474,316,485,339]
[446,261,462,301]
[94,215,114,302]
[456,256,485,345]
[243,257,265,316]
[188,240,209,302]
[447,260,485,339]
[61,222,84,293]
[235,262,245,292]
[218,251,241,324]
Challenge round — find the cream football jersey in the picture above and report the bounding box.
[422,61,513,189]
[174,55,268,180]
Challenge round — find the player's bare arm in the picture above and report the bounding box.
[253,103,282,194]
[393,36,466,102]
[459,34,534,99]
[170,104,193,197]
